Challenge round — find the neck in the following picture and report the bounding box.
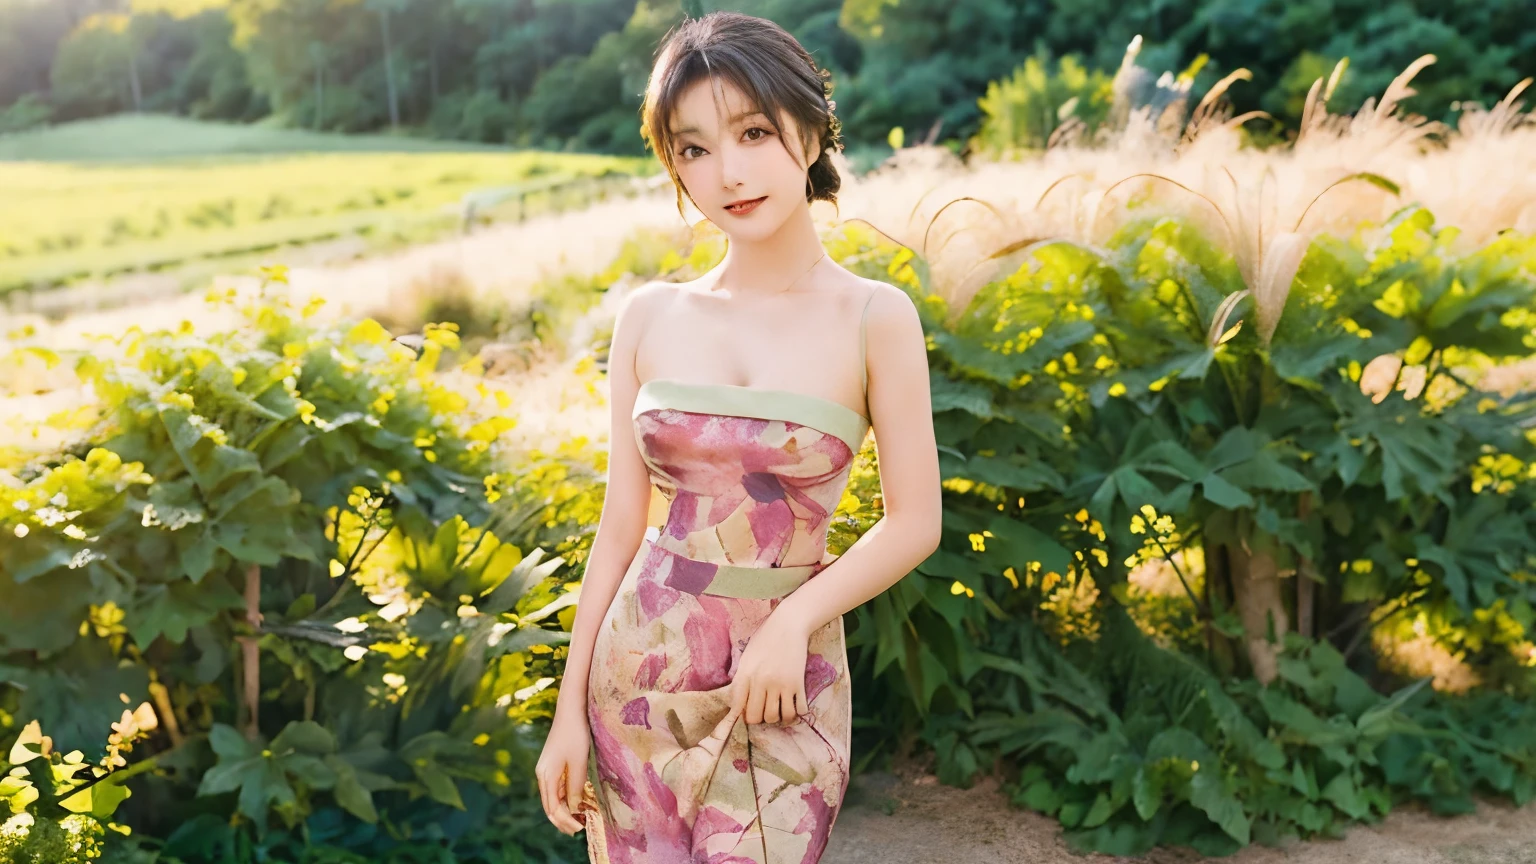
[712,204,826,296]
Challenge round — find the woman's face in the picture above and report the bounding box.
[667,77,817,238]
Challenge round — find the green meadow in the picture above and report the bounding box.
[0,115,656,294]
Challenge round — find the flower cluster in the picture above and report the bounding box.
[1123,504,1182,569]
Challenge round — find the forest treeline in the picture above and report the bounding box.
[0,0,1532,152]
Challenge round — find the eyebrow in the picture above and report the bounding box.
[668,110,765,137]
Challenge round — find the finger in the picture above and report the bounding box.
[537,769,555,826]
[554,766,581,834]
[794,689,809,722]
[763,689,781,724]
[567,763,586,829]
[746,683,766,725]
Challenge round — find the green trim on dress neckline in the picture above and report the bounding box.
[634,378,870,453]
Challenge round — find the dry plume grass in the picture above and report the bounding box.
[833,54,1536,317]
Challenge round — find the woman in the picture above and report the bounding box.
[536,11,942,862]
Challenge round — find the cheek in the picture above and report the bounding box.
[673,162,706,197]
[766,146,810,187]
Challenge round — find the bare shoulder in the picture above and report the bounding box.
[622,280,682,315]
[856,277,921,332]
[613,280,681,332]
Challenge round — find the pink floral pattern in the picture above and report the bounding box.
[581,403,860,863]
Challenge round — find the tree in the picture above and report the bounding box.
[50,13,139,118]
[365,0,409,129]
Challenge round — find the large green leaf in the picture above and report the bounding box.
[985,514,1072,578]
[197,721,345,827]
[1191,767,1250,845]
[129,576,245,647]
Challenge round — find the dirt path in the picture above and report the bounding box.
[0,191,683,354]
[826,764,1536,864]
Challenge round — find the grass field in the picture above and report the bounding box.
[0,114,510,161]
[0,115,658,293]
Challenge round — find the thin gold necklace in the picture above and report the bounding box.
[720,250,827,297]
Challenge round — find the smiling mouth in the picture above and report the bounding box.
[725,197,766,213]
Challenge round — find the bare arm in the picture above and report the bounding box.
[772,282,943,638]
[551,284,663,725]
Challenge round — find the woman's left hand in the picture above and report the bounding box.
[728,612,811,725]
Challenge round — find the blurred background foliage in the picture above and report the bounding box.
[0,0,1531,150]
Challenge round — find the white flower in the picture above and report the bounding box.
[335,617,368,634]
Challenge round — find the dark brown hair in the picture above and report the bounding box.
[640,11,844,219]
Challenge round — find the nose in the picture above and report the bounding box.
[718,139,747,192]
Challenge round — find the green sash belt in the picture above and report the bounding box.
[701,561,818,599]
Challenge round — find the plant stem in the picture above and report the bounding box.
[240,563,262,741]
[1152,534,1207,618]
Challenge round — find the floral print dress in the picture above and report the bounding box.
[580,291,876,864]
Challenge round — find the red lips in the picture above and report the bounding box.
[724,196,766,214]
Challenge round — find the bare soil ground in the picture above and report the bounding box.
[826,762,1536,864]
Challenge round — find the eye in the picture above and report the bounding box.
[744,126,773,141]
[679,144,704,160]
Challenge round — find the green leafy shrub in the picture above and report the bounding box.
[0,269,598,862]
[837,206,1536,852]
[972,50,1115,154]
